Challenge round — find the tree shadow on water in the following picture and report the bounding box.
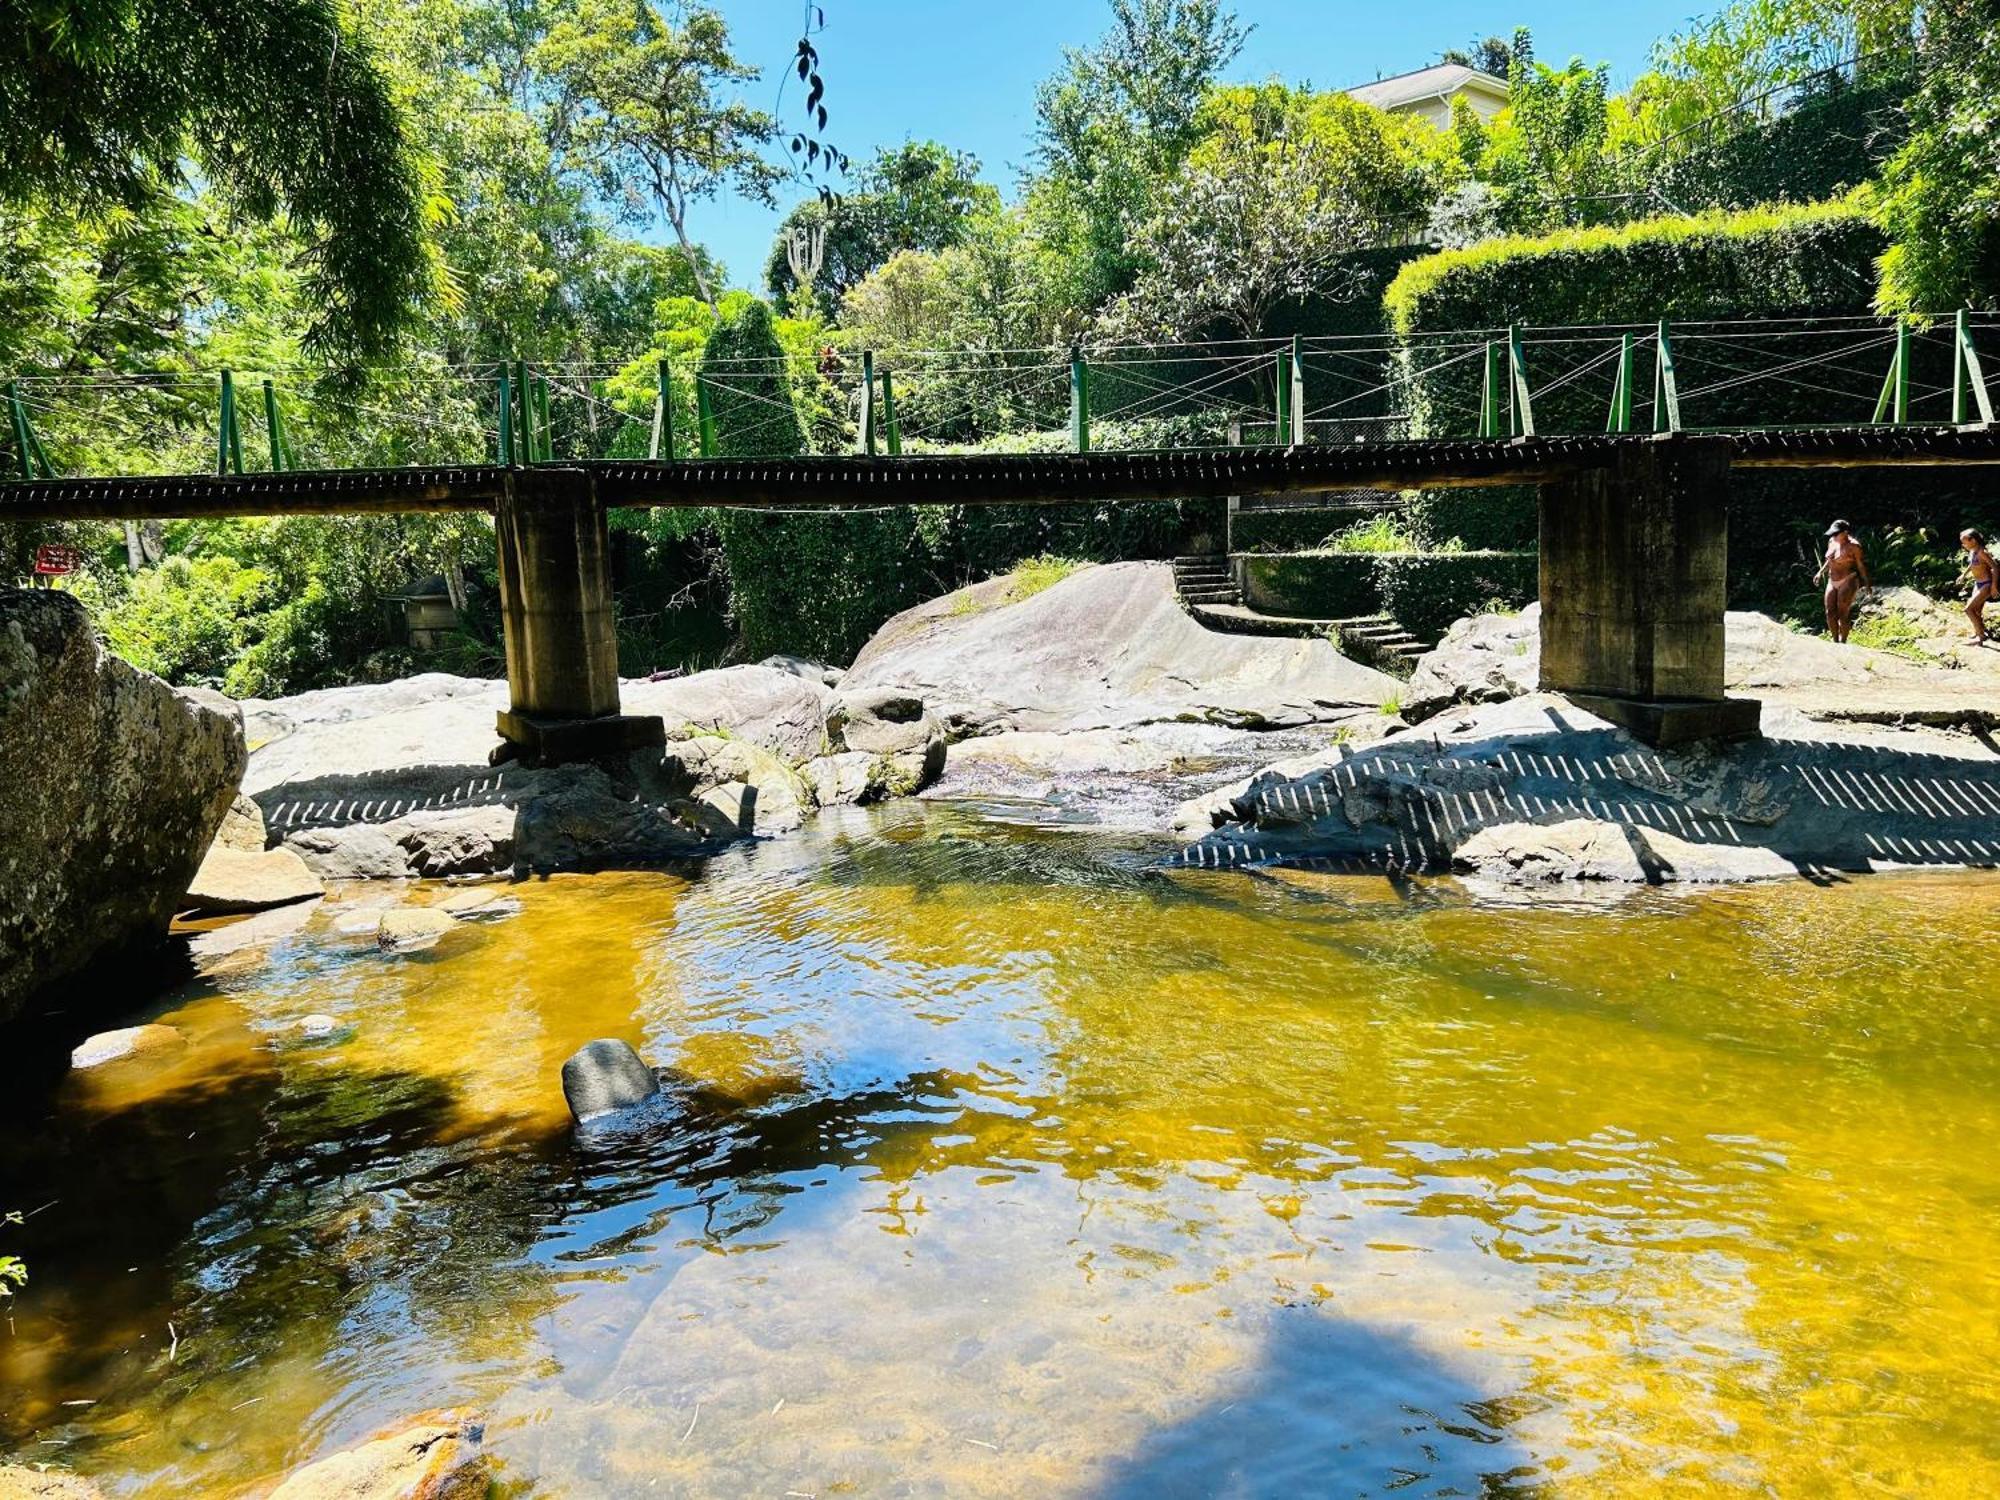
[1093,1311,1547,1500]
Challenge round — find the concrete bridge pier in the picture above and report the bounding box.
[492,469,664,765]
[1537,434,1761,747]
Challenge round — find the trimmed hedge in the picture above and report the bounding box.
[1384,202,1889,438]
[1236,550,1535,638]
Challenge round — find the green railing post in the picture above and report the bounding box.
[1480,341,1500,438]
[1954,309,1995,426]
[1273,346,1291,446]
[497,370,515,464]
[650,358,675,460]
[1290,334,1306,445]
[534,375,553,461]
[1607,333,1635,433]
[1071,346,1090,454]
[880,367,901,456]
[513,359,537,461]
[217,370,244,475]
[1653,320,1682,433]
[695,375,717,457]
[6,380,44,480]
[262,378,287,471]
[860,350,877,456]
[1507,323,1535,437]
[1873,321,1910,425]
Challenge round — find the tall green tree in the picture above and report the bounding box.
[0,0,439,356]
[536,0,782,311]
[765,142,1001,308]
[1109,85,1460,340]
[1870,0,2000,312]
[1028,0,1250,309]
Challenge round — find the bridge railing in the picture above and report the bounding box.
[4,312,1995,488]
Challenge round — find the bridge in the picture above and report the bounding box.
[5,315,1998,759]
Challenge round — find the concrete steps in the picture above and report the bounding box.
[1171,557,1430,673]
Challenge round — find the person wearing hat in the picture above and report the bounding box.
[1813,519,1870,643]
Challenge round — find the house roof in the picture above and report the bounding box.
[1347,63,1509,112]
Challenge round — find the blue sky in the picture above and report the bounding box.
[694,1,1706,291]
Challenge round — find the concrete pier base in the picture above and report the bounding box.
[493,469,663,765]
[1538,434,1760,747]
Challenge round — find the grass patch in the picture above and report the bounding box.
[1008,554,1088,600]
[1848,607,1931,662]
[1379,692,1403,718]
[1324,515,1418,554]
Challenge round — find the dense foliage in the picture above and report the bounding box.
[5,0,2000,687]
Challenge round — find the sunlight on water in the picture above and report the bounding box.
[3,802,1998,1496]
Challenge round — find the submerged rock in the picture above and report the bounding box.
[0,590,245,1024]
[267,1410,488,1500]
[562,1038,661,1122]
[70,1024,184,1070]
[376,908,456,953]
[0,1466,107,1499]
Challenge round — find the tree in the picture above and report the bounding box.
[1442,35,1515,77]
[1109,85,1460,341]
[0,0,438,357]
[765,142,1000,307]
[537,0,782,311]
[1029,0,1251,307]
[1870,0,2000,312]
[1456,30,1620,231]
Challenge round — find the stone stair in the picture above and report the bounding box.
[1170,557,1430,675]
[1170,555,1241,607]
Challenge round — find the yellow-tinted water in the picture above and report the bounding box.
[3,803,1998,1496]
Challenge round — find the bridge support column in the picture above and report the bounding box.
[1538,434,1760,746]
[493,469,663,765]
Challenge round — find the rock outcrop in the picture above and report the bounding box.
[1404,602,2000,728]
[183,795,324,914]
[242,664,946,880]
[1174,694,2000,885]
[0,590,246,1024]
[844,561,1396,737]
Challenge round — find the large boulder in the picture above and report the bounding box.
[267,1410,488,1500]
[0,591,245,1023]
[842,561,1396,737]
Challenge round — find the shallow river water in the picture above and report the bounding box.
[3,801,1999,1496]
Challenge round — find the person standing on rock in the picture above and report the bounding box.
[1960,529,1996,645]
[1815,520,1870,644]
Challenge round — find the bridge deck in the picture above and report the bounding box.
[1,427,1996,521]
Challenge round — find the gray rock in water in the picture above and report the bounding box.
[0,590,246,1024]
[562,1038,661,1122]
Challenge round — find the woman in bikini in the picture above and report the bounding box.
[1814,520,1869,643]
[1961,529,1996,646]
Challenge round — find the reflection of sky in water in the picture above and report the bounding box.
[3,808,1998,1496]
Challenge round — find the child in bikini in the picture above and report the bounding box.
[1962,529,1996,646]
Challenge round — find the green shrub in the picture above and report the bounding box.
[1325,514,1421,554]
[77,554,275,688]
[1373,552,1538,641]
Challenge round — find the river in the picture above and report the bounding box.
[3,800,1997,1495]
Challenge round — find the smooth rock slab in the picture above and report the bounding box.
[267,1409,488,1500]
[183,845,324,915]
[562,1039,661,1123]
